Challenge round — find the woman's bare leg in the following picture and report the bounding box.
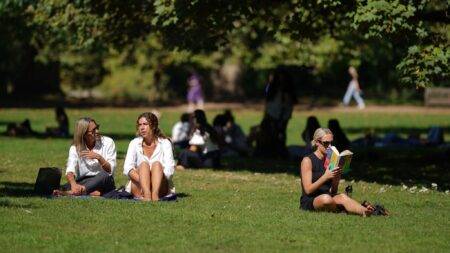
[333,193,371,216]
[130,181,142,199]
[313,194,337,211]
[150,162,169,201]
[89,190,101,197]
[138,162,152,201]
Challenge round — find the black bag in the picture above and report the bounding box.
[102,187,133,199]
[34,167,62,195]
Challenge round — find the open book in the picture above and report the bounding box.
[324,146,353,173]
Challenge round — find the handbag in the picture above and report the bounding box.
[34,167,62,195]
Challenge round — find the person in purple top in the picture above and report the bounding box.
[187,71,204,112]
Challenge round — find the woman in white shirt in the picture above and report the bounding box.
[123,112,175,201]
[54,117,116,196]
[171,112,191,149]
[177,109,222,169]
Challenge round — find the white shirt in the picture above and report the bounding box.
[65,136,117,179]
[123,137,175,183]
[171,121,190,142]
[189,129,219,154]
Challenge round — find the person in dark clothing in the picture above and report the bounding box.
[327,119,350,151]
[177,110,222,169]
[6,119,34,136]
[46,106,69,137]
[299,127,374,216]
[254,67,297,158]
[302,116,321,145]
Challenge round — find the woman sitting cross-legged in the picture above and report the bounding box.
[123,112,175,201]
[54,117,116,196]
[300,127,374,216]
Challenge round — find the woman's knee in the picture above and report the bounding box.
[315,194,335,208]
[321,195,335,206]
[151,161,163,173]
[138,161,151,171]
[333,193,350,204]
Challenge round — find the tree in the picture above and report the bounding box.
[2,0,447,100]
[32,0,447,88]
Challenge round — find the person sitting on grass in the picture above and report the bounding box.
[54,117,116,196]
[177,109,222,169]
[299,127,374,216]
[123,112,176,201]
[171,112,192,149]
[46,106,69,138]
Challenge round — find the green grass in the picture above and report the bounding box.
[1,107,450,252]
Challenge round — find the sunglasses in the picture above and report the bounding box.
[86,125,100,134]
[318,140,332,147]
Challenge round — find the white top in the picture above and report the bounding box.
[189,129,219,154]
[123,137,175,192]
[171,121,190,142]
[65,136,117,179]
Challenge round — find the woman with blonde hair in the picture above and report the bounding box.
[123,112,176,201]
[55,117,116,196]
[299,128,373,216]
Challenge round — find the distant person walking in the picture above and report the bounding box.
[187,70,204,112]
[342,66,365,109]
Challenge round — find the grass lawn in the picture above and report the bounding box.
[0,107,449,252]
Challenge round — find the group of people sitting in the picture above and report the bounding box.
[173,109,249,170]
[6,106,69,138]
[54,112,175,201]
[293,116,446,159]
[53,110,380,215]
[51,111,387,216]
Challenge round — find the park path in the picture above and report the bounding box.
[160,102,450,114]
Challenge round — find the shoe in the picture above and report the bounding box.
[372,204,389,216]
[159,193,177,202]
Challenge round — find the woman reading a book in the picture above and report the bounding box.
[123,112,176,201]
[299,128,374,216]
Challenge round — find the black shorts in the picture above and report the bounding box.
[300,193,332,211]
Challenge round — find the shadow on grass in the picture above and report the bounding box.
[0,132,72,140]
[0,132,136,142]
[175,192,190,199]
[348,147,450,190]
[0,181,36,197]
[344,126,450,135]
[217,146,450,190]
[0,121,15,126]
[0,181,192,201]
[0,199,35,209]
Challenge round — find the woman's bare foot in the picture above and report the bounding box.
[89,191,101,197]
[361,202,375,217]
[52,189,71,196]
[176,165,186,170]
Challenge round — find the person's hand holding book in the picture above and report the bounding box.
[324,166,342,180]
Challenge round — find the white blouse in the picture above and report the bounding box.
[189,129,219,154]
[65,136,117,179]
[123,137,176,192]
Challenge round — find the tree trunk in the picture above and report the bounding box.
[210,62,244,100]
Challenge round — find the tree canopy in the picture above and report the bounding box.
[0,0,448,99]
